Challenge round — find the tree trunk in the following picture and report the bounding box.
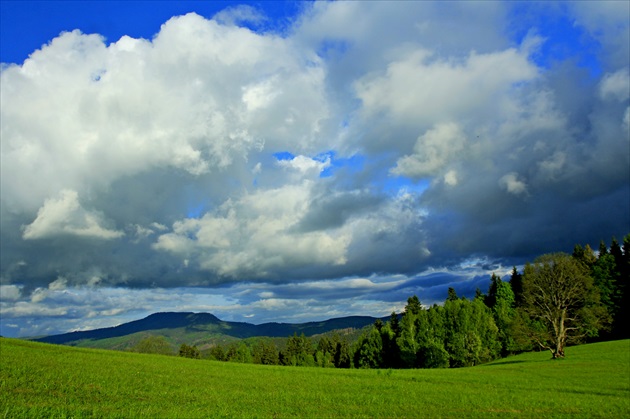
[553,329,565,358]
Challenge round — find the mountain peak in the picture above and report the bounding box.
[34,312,381,346]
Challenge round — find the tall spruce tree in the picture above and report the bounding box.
[592,252,618,326]
[610,237,624,274]
[509,266,524,307]
[572,244,597,268]
[389,311,401,339]
[447,287,458,302]
[599,240,609,257]
[485,273,501,309]
[613,234,630,338]
[333,338,352,368]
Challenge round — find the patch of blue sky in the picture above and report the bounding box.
[273,151,295,161]
[318,151,365,178]
[186,203,206,219]
[0,1,307,65]
[235,1,310,36]
[508,3,602,78]
[183,184,211,219]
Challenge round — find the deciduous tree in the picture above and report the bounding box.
[486,275,517,356]
[179,343,200,359]
[252,339,279,365]
[444,298,499,367]
[283,333,314,366]
[130,335,174,355]
[520,253,609,358]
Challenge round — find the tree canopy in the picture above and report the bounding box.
[519,253,609,358]
[178,233,628,368]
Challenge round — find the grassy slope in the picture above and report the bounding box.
[1,338,628,418]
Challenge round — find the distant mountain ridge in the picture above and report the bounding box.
[34,312,383,346]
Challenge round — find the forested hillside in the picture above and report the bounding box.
[34,311,381,350]
[177,234,628,369]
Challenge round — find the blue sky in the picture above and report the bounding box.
[1,1,305,64]
[1,1,628,337]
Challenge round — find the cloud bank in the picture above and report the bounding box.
[1,1,628,337]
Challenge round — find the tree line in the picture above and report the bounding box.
[145,234,629,368]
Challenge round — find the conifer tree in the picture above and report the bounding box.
[599,240,609,257]
[447,287,458,302]
[613,234,630,338]
[509,266,524,307]
[484,273,501,309]
[389,311,401,339]
[573,244,597,268]
[333,339,351,368]
[610,237,623,274]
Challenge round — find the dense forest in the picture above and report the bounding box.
[139,234,629,369]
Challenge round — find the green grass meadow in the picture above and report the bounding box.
[1,338,629,418]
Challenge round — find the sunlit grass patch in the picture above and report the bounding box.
[1,338,628,418]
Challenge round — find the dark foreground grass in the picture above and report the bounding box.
[1,337,628,418]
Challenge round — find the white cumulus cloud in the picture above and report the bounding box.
[22,190,123,240]
[499,173,529,197]
[392,122,467,179]
[599,68,630,102]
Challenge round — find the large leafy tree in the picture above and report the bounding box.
[226,342,252,363]
[354,327,384,368]
[417,306,449,368]
[443,297,500,367]
[282,333,314,366]
[131,335,174,355]
[397,300,421,368]
[520,253,609,358]
[394,295,451,368]
[179,343,201,359]
[252,338,279,365]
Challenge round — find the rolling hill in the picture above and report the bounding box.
[33,312,382,349]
